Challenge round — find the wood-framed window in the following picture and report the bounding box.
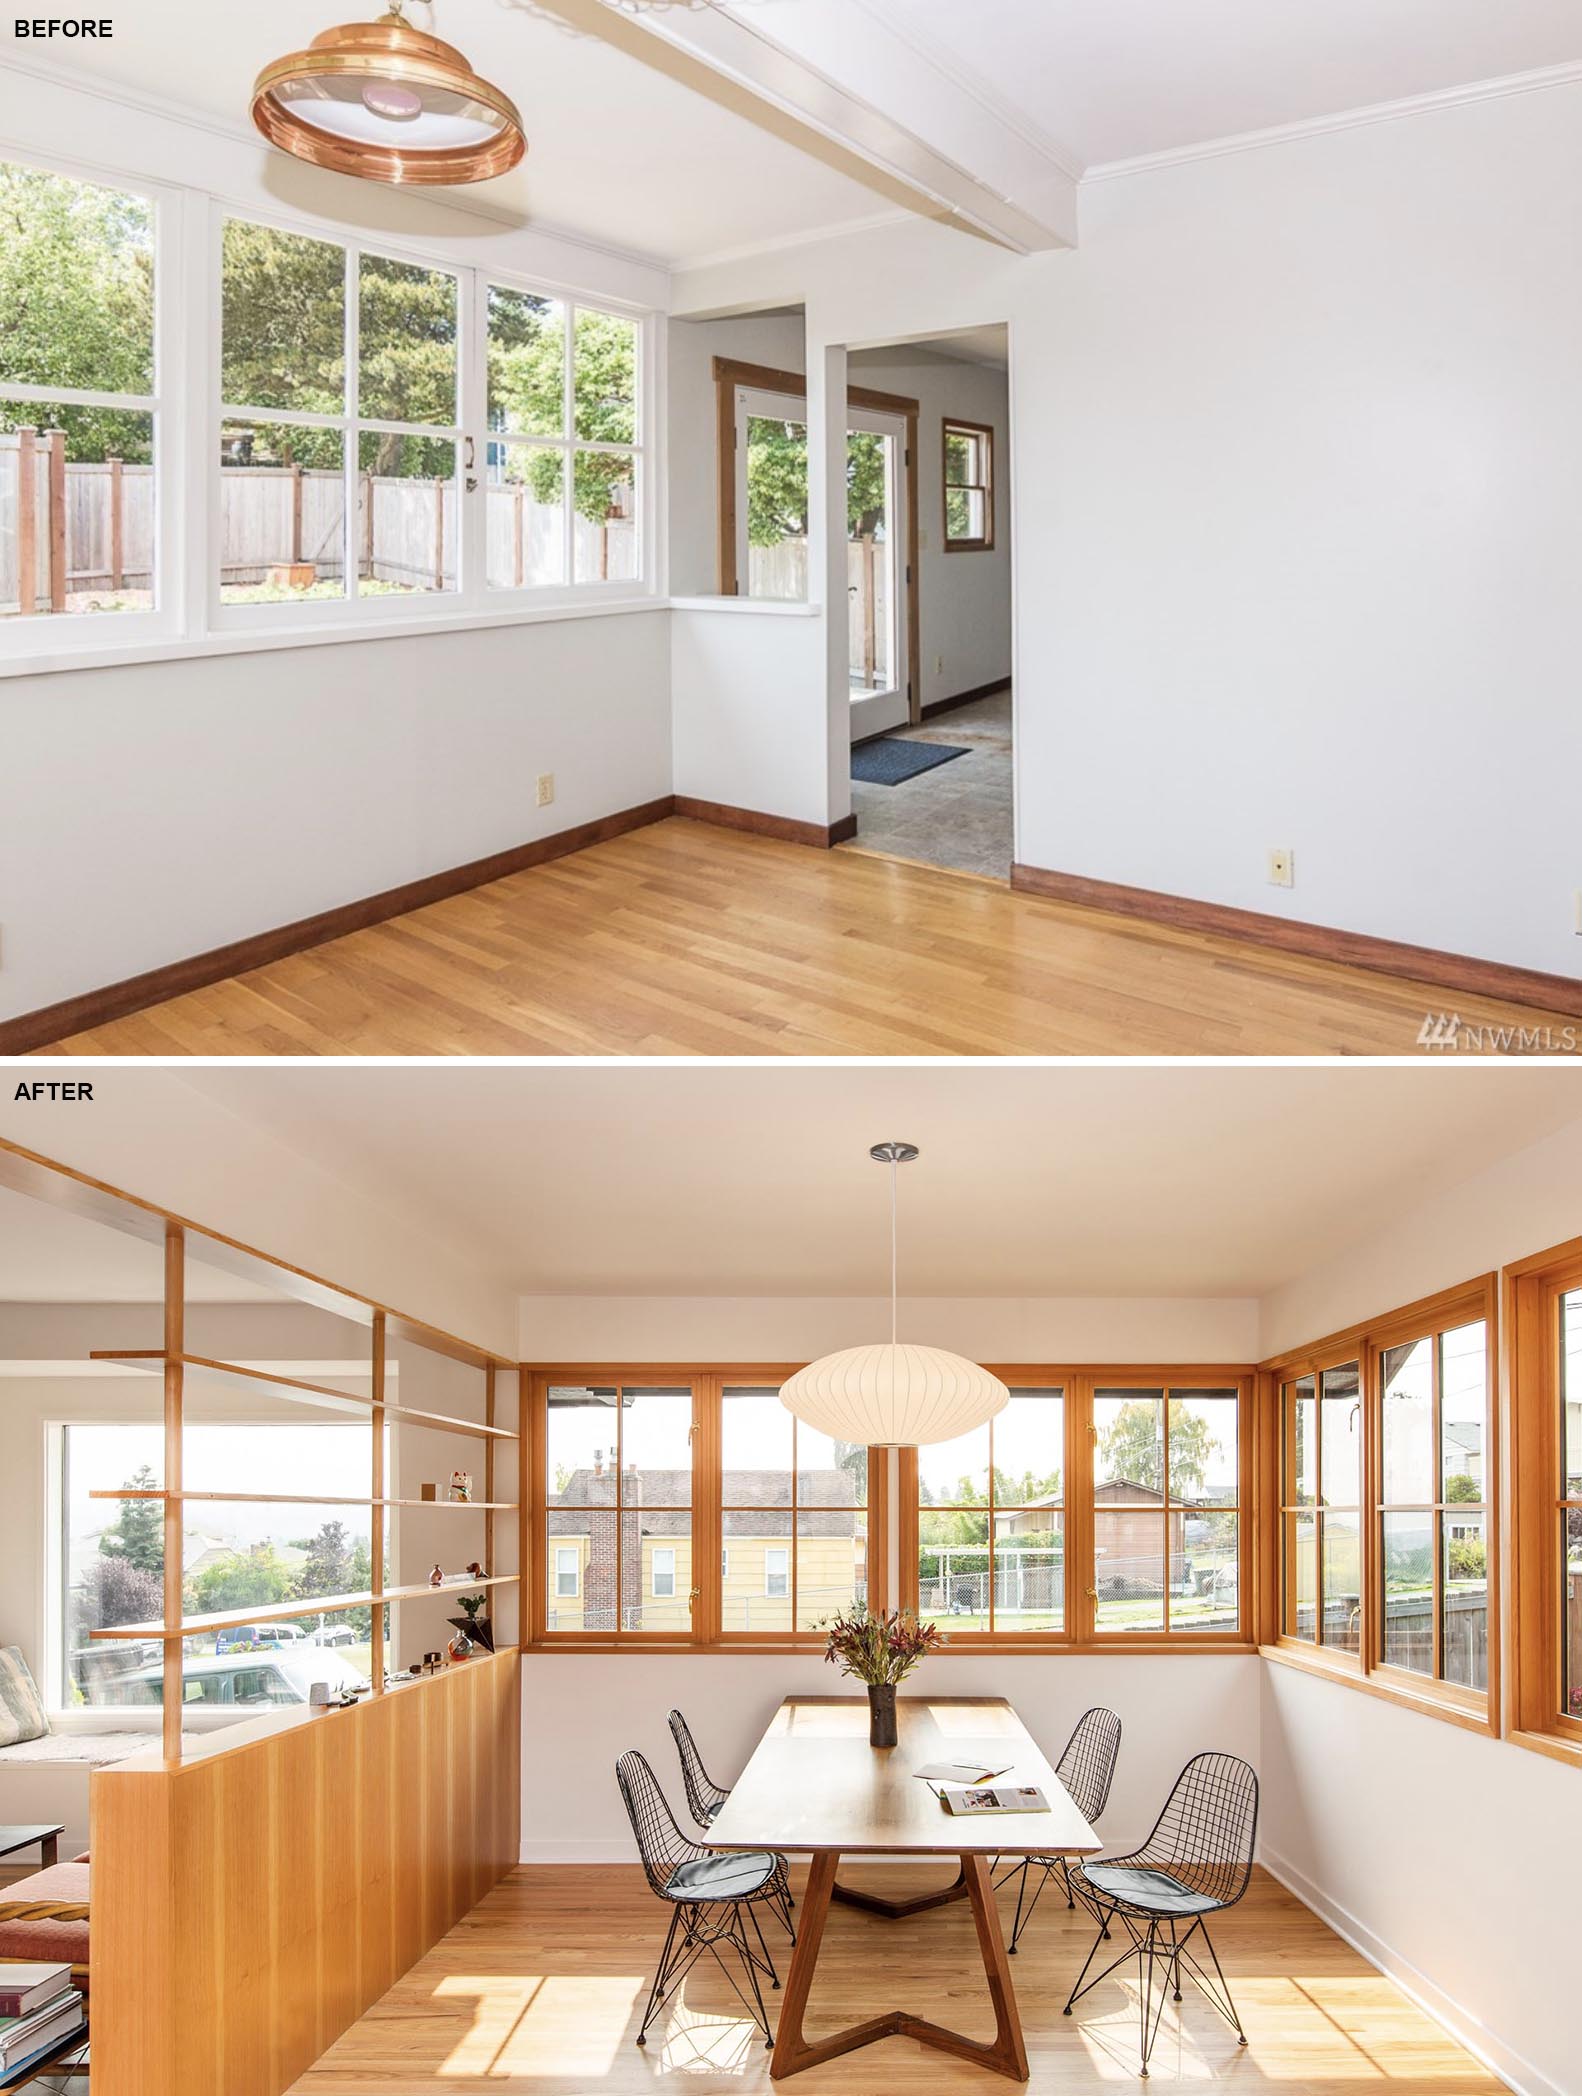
[1265,1277,1496,1730]
[1507,1237,1582,1765]
[527,1368,887,1649]
[898,1369,1254,1648]
[942,416,994,551]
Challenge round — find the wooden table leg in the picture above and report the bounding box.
[770,1850,1028,2082]
[40,1833,57,1869]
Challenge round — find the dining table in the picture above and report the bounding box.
[706,1694,1101,2081]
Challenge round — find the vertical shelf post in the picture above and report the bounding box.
[162,1224,184,1763]
[518,1366,531,1649]
[484,1366,496,1579]
[371,1310,386,1696]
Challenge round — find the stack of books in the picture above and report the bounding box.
[0,1965,86,2086]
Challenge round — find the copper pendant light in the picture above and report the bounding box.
[251,4,526,187]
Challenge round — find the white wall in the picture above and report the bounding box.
[674,78,1582,978]
[670,603,829,825]
[1255,1117,1582,2096]
[0,71,673,1026]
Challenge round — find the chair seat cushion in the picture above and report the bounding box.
[665,1851,777,1902]
[0,1861,90,1987]
[1080,1863,1220,1915]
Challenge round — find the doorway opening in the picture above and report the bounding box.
[845,326,1011,880]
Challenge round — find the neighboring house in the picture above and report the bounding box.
[547,1461,862,1632]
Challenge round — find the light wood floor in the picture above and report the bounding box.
[288,1862,1502,2093]
[45,818,1579,1056]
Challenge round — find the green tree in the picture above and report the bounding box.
[1099,1402,1217,1499]
[492,305,637,529]
[298,1521,353,1599]
[98,1464,163,1577]
[1444,1473,1481,1504]
[187,1544,300,1618]
[0,161,154,460]
[742,421,890,551]
[1447,1535,1486,1581]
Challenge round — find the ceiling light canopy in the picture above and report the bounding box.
[780,1143,1008,1448]
[251,4,526,187]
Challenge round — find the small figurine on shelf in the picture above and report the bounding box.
[449,1470,473,1503]
[429,1563,444,1588]
[465,1561,484,1580]
[447,1628,475,1662]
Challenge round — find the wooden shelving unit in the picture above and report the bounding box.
[88,1351,520,1440]
[89,1489,520,1510]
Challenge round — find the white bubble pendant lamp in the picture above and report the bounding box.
[780,1142,1008,1447]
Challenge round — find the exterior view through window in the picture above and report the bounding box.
[1,157,156,619]
[56,1421,383,1717]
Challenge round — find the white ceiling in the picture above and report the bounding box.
[31,1,1582,266]
[162,1067,1582,1302]
[0,1187,276,1303]
[847,0,1582,170]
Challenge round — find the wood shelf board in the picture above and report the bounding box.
[87,1571,521,1640]
[88,1350,520,1440]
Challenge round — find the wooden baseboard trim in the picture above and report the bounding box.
[674,796,856,849]
[920,676,1010,721]
[1011,862,1582,1020]
[2,795,677,1053]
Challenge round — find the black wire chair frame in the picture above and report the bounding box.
[668,1707,795,1934]
[994,1706,1122,1953]
[616,1749,787,2051]
[1062,1751,1260,2077]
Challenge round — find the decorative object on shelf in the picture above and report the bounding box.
[449,1470,474,1502]
[429,1563,444,1588]
[449,1591,494,1654]
[820,1602,944,1749]
[250,1,527,187]
[446,1629,475,1661]
[465,1561,484,1579]
[780,1143,1009,1446]
[309,1679,360,1708]
[420,1482,438,1502]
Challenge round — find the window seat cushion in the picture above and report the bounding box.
[0,1732,152,1767]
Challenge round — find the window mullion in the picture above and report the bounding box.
[344,240,360,603]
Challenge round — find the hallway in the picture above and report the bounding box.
[849,686,1012,878]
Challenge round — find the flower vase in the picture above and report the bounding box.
[867,1682,897,1748]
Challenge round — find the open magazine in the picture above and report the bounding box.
[938,1784,1050,1815]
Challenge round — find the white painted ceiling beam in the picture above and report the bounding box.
[535,0,1076,251]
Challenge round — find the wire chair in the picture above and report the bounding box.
[668,1707,795,1934]
[995,1706,1122,1953]
[615,1749,786,2051]
[1063,1751,1259,2077]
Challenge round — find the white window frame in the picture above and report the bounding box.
[651,1545,676,1599]
[0,145,187,664]
[0,140,659,674]
[765,1546,789,1598]
[555,1544,580,1598]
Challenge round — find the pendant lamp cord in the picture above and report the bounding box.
[890,1150,898,1348]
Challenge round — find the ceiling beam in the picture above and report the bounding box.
[527,0,1074,253]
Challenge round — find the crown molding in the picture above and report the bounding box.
[0,51,676,278]
[672,207,910,278]
[1082,58,1582,184]
[850,0,1087,184]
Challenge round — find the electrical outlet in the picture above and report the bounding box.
[1267,847,1294,889]
[536,773,555,808]
[934,654,944,676]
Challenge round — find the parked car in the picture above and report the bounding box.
[308,1623,357,1647]
[92,1650,367,1708]
[215,1623,306,1654]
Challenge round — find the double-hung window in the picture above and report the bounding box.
[942,417,993,551]
[720,1384,870,1635]
[539,1382,693,1639]
[1,153,173,649]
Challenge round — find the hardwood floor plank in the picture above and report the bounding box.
[287,1863,1505,2093]
[39,820,1581,1057]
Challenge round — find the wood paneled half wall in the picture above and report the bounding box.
[90,1648,520,2096]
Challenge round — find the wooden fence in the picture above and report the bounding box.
[1,432,637,611]
[747,535,891,686]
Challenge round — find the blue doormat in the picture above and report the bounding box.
[852,737,970,786]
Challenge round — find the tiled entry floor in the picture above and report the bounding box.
[847,686,1011,878]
